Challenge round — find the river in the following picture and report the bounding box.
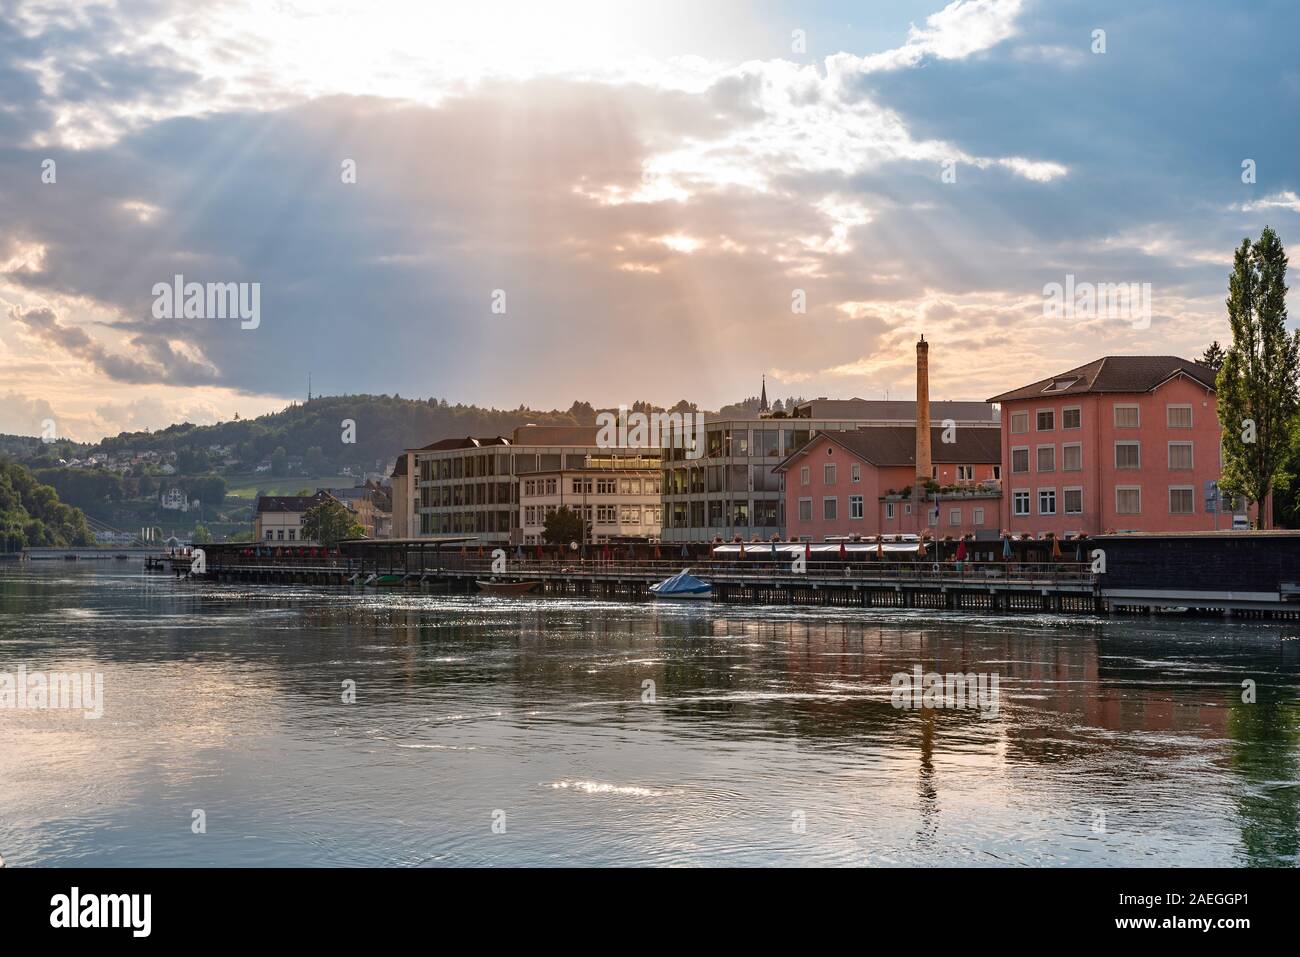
[1,564,1297,866]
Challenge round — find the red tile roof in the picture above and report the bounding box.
[774,426,1001,472]
[987,356,1216,403]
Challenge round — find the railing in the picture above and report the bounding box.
[421,557,1093,587]
[202,555,1095,588]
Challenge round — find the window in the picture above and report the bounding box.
[1013,490,1031,516]
[949,507,961,526]
[1169,486,1194,514]
[596,478,616,494]
[1167,405,1192,428]
[265,530,274,541]
[1062,443,1082,471]
[823,464,837,485]
[798,498,812,522]
[956,465,973,481]
[288,529,296,541]
[1114,405,1140,428]
[1038,488,1057,515]
[823,497,837,521]
[1037,446,1055,472]
[885,502,896,520]
[1168,442,1193,470]
[1011,412,1029,434]
[277,529,284,540]
[1011,447,1030,474]
[1115,442,1141,469]
[1036,410,1055,431]
[800,466,810,486]
[596,505,617,524]
[1116,487,1141,515]
[973,507,985,525]
[1063,407,1081,430]
[850,495,864,519]
[851,463,861,483]
[927,506,938,526]
[992,465,1002,481]
[1063,487,1083,515]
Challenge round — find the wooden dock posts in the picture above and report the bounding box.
[195,552,1107,614]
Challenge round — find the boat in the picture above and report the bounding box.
[475,579,540,595]
[372,574,405,586]
[648,568,712,600]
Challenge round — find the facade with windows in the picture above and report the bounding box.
[774,427,1001,541]
[395,426,653,545]
[659,403,1000,543]
[989,356,1225,536]
[518,457,662,544]
[253,491,336,544]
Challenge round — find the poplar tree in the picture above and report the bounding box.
[1218,227,1299,528]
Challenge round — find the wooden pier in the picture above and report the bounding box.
[197,544,1100,613]
[188,532,1300,618]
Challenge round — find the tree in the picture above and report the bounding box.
[1201,340,1227,373]
[301,498,364,545]
[270,446,288,476]
[191,524,213,544]
[542,506,584,545]
[1218,227,1300,528]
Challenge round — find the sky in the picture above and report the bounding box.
[0,0,1297,441]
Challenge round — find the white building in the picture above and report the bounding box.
[519,455,662,545]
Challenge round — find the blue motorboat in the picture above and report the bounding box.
[649,568,712,600]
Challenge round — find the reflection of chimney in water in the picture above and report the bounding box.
[916,335,932,487]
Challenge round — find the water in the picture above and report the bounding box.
[1,564,1298,867]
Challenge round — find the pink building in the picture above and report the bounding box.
[774,427,1001,541]
[987,356,1222,537]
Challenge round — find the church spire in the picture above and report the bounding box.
[759,374,769,413]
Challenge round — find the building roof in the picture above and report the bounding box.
[390,455,407,477]
[255,490,335,513]
[510,425,600,446]
[986,356,1217,403]
[774,426,1001,472]
[417,436,511,451]
[791,398,998,422]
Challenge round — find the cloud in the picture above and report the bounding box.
[1239,191,1300,214]
[857,0,1025,73]
[7,304,218,385]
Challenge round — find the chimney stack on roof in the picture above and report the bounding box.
[915,335,932,486]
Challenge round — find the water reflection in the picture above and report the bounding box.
[0,565,1297,866]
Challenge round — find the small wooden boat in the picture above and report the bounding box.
[476,579,540,595]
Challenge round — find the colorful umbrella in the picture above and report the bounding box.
[804,542,811,564]
[876,537,884,560]
[955,538,967,562]
[1050,536,1062,560]
[839,541,847,561]
[1002,535,1013,560]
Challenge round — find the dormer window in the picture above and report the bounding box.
[1042,377,1079,393]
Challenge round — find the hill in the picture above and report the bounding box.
[0,459,94,550]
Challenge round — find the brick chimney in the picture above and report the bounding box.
[915,335,931,486]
